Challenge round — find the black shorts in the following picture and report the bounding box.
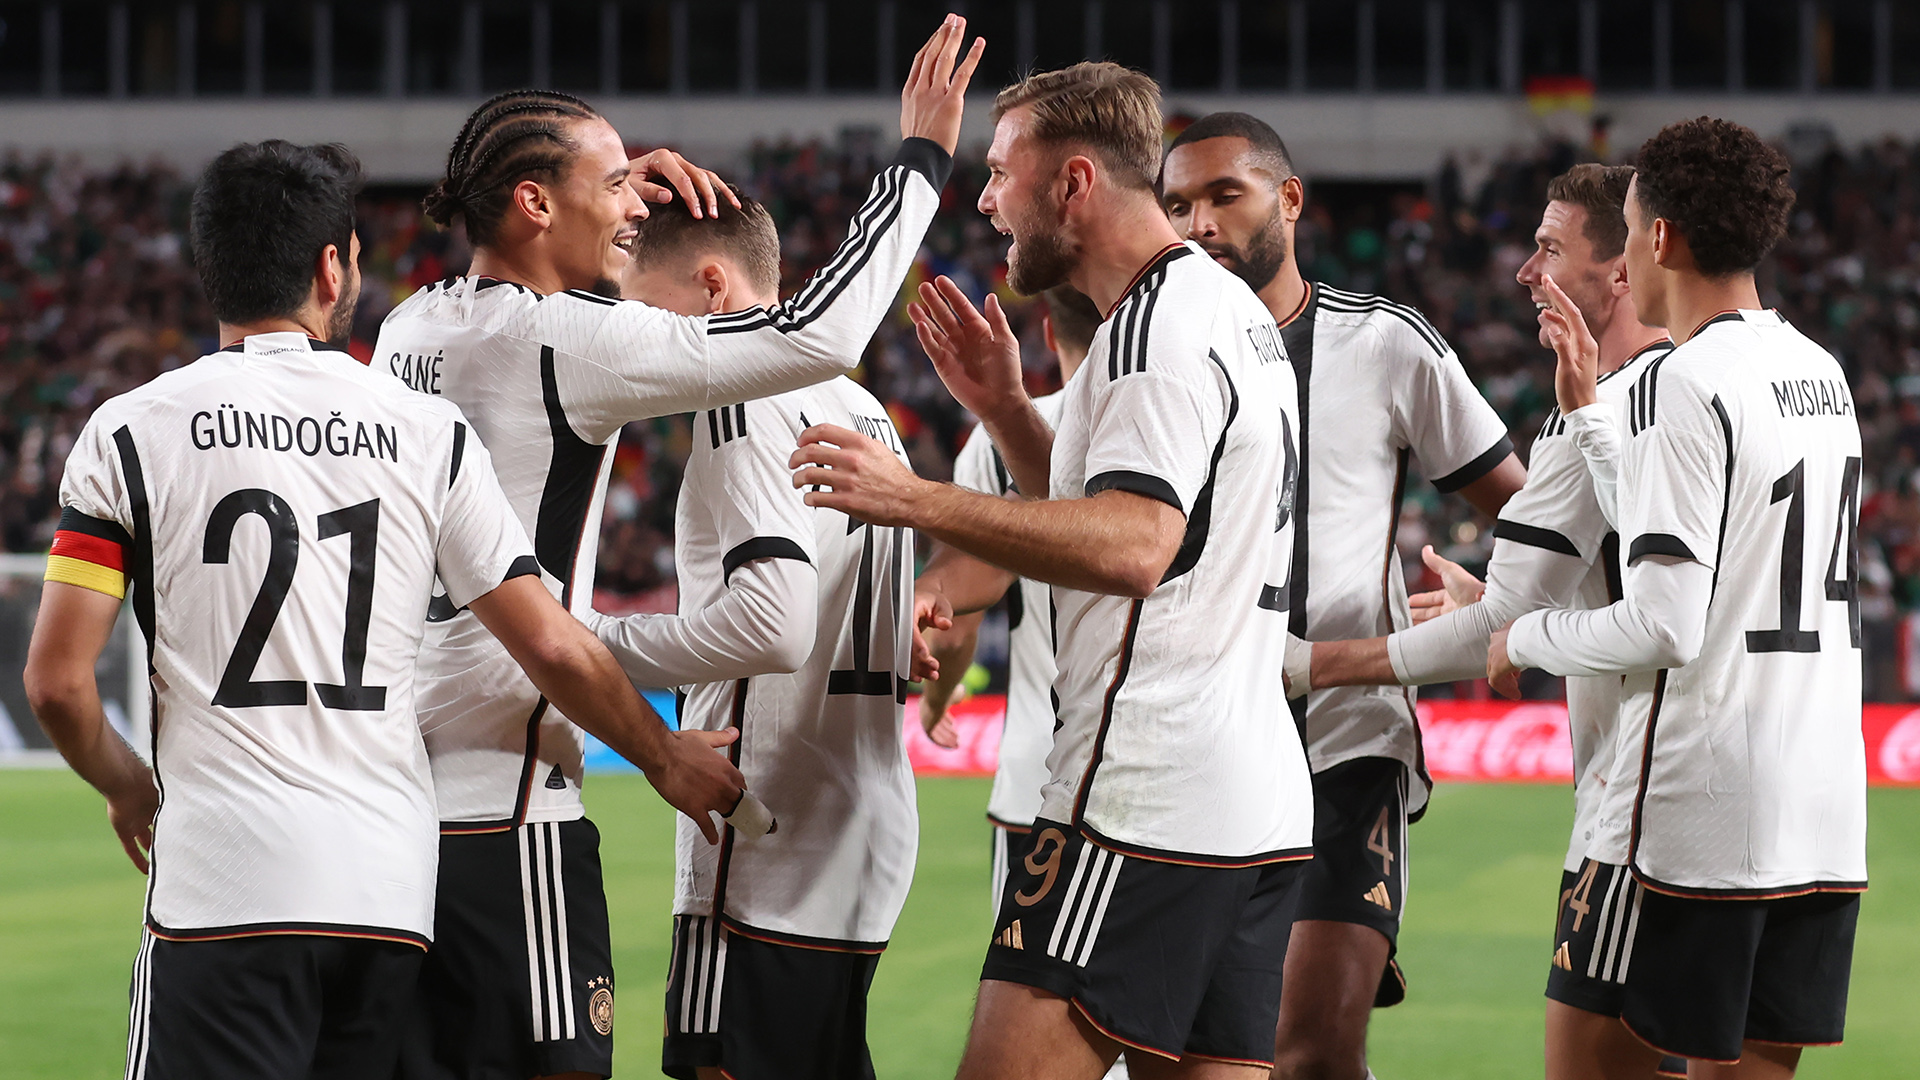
[1294,756,1409,1007]
[397,818,616,1080]
[1544,859,1642,1017]
[982,819,1305,1066]
[125,930,422,1080]
[662,914,882,1080]
[1619,886,1860,1063]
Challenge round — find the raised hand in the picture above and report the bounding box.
[1540,273,1601,413]
[630,148,741,220]
[909,276,1029,424]
[900,14,986,155]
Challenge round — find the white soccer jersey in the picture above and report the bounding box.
[1042,242,1312,864]
[667,379,916,947]
[372,141,948,829]
[1282,283,1513,812]
[50,334,534,944]
[1518,311,1867,896]
[950,391,1066,831]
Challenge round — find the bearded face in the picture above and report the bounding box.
[1201,199,1289,293]
[326,260,360,350]
[1004,187,1079,296]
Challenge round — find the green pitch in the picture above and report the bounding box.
[2,771,1914,1078]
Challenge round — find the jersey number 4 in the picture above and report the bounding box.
[1746,456,1861,653]
[203,490,386,710]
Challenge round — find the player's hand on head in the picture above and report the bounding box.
[910,277,1027,423]
[630,148,739,221]
[1419,544,1484,618]
[1486,625,1523,700]
[647,726,746,845]
[789,424,932,527]
[900,14,985,155]
[1540,273,1601,413]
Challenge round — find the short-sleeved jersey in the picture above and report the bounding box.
[1501,341,1672,871]
[1613,310,1865,896]
[673,379,916,948]
[372,141,947,829]
[1042,242,1313,864]
[51,333,534,944]
[950,391,1066,831]
[1282,284,1514,813]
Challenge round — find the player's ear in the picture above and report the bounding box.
[314,242,345,307]
[510,179,552,230]
[1650,217,1676,270]
[697,260,730,315]
[1041,312,1058,356]
[1062,155,1096,210]
[1280,175,1305,222]
[1607,256,1632,297]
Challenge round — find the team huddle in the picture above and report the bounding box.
[21,11,1865,1080]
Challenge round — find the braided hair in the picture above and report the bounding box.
[423,90,603,249]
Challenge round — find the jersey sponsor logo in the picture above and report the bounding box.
[189,406,400,463]
[993,919,1026,950]
[387,349,443,394]
[1552,941,1573,970]
[1770,377,1855,418]
[1362,881,1393,911]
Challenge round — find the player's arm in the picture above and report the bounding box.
[1564,405,1623,528]
[1491,379,1723,695]
[438,422,747,842]
[917,609,983,748]
[25,581,156,873]
[554,20,980,425]
[589,399,819,688]
[908,276,1055,500]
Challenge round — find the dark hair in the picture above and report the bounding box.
[424,90,602,248]
[1042,285,1103,354]
[992,62,1164,191]
[189,140,363,325]
[1545,163,1636,261]
[1633,117,1794,277]
[631,183,781,295]
[1164,112,1295,184]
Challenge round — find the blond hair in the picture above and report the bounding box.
[992,62,1163,191]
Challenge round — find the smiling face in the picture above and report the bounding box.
[1623,177,1667,331]
[1160,136,1295,292]
[1516,200,1615,347]
[543,117,644,294]
[979,107,1079,296]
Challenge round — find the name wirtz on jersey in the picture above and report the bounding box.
[1771,378,1854,419]
[190,404,401,462]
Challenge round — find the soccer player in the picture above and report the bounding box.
[790,63,1311,1078]
[1489,118,1865,1078]
[376,18,981,1080]
[911,284,1104,915]
[21,140,742,1080]
[1282,164,1682,1077]
[578,186,917,1080]
[1157,112,1524,1079]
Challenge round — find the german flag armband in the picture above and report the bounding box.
[46,507,131,599]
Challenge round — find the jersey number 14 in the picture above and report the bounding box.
[1746,456,1861,653]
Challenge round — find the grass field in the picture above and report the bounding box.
[2,771,1914,1078]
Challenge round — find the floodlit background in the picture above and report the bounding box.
[2,2,1918,1076]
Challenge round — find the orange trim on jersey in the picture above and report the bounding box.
[987,814,1034,834]
[45,554,127,599]
[1631,876,1868,902]
[1105,243,1188,318]
[1182,1050,1278,1069]
[1071,999,1180,1061]
[439,821,518,836]
[1621,1015,1739,1066]
[1683,309,1744,343]
[1078,824,1315,869]
[718,918,888,956]
[144,926,429,951]
[1274,280,1313,329]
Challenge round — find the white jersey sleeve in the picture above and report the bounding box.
[590,397,820,688]
[435,424,541,608]
[541,140,951,444]
[1565,403,1624,528]
[1077,341,1226,514]
[1383,312,1514,491]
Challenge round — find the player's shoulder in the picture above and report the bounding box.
[1311,283,1452,360]
[1102,245,1245,379]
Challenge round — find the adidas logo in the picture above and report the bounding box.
[1362,882,1392,911]
[994,920,1025,950]
[1552,942,1573,970]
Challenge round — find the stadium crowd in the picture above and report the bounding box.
[3,127,1916,696]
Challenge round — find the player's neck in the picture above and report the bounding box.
[219,316,326,349]
[1592,298,1671,375]
[1069,197,1185,315]
[1256,260,1309,328]
[1665,273,1762,344]
[468,245,569,297]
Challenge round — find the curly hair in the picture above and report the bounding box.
[1633,117,1794,277]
